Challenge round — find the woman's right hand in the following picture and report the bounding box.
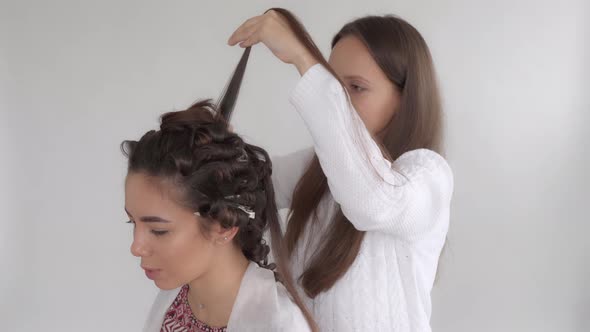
[227,10,318,75]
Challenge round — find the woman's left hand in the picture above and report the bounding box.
[227,10,318,75]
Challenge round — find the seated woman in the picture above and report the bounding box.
[121,48,316,332]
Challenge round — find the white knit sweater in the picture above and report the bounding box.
[271,64,454,332]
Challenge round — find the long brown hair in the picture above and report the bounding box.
[121,42,318,331]
[280,12,444,297]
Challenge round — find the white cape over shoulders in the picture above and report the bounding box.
[142,262,310,332]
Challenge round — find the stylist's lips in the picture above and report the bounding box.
[142,266,161,280]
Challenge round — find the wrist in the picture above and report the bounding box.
[294,50,319,76]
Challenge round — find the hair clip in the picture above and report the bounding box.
[254,151,266,162]
[224,194,255,219]
[195,204,254,219]
[234,204,255,219]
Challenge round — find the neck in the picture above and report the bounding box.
[187,246,250,327]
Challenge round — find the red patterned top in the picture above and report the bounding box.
[160,284,228,332]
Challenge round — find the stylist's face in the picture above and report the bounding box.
[328,36,400,136]
[124,172,216,290]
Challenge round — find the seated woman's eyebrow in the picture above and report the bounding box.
[125,207,171,223]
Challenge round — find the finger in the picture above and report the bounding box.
[239,32,261,48]
[230,25,259,47]
[228,16,262,45]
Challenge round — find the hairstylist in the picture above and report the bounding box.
[228,8,454,332]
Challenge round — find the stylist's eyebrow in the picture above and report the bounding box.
[343,75,371,84]
[124,207,172,223]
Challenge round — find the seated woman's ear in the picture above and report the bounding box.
[210,223,239,245]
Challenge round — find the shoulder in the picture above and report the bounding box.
[275,283,312,332]
[228,263,311,331]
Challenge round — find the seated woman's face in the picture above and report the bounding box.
[124,172,217,290]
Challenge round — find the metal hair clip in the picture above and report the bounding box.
[254,151,266,162]
[224,194,255,219]
[234,204,256,219]
[194,206,254,219]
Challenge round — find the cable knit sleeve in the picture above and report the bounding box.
[288,64,453,241]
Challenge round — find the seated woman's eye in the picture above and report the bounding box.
[151,230,168,236]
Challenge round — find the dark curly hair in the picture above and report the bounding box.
[121,30,317,330]
[121,99,276,269]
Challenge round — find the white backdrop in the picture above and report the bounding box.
[1,0,588,331]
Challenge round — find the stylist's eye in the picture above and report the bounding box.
[350,83,366,92]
